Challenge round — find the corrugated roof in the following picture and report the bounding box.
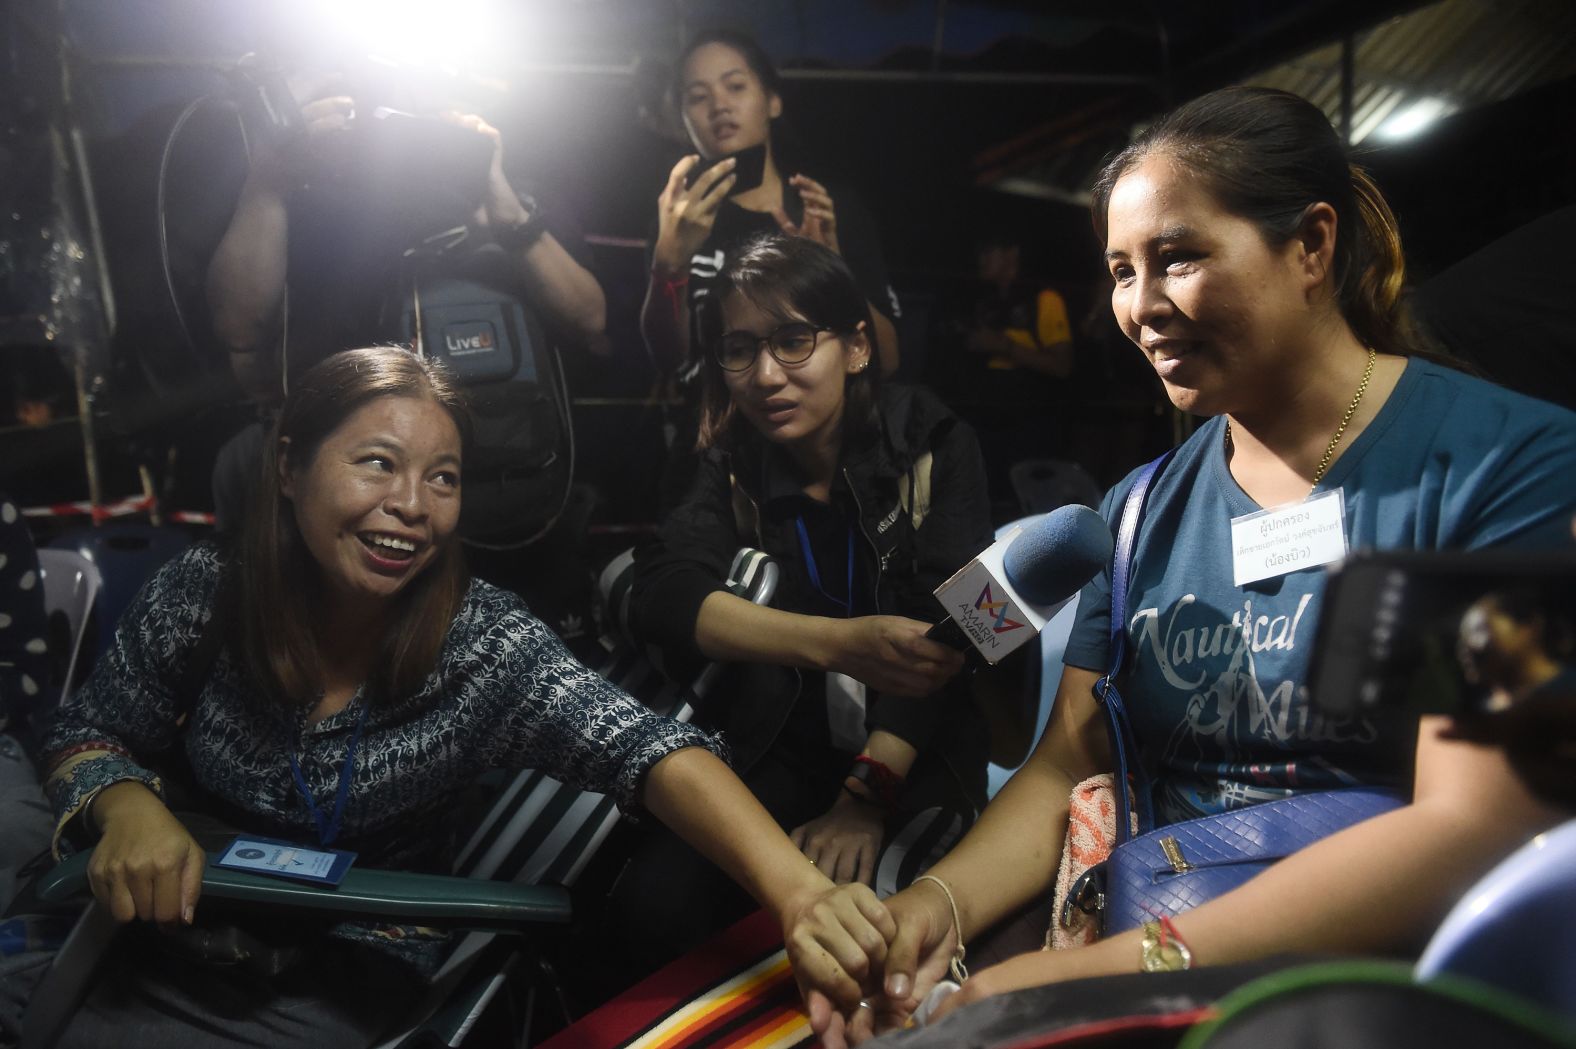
[1246,0,1576,144]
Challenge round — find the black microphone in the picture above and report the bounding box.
[927,504,1113,663]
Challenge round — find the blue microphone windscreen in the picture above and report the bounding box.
[1002,504,1114,606]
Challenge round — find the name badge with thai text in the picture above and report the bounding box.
[214,836,357,886]
[1230,489,1348,586]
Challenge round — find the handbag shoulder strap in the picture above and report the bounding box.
[1095,448,1174,842]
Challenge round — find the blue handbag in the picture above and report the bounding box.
[1062,451,1404,936]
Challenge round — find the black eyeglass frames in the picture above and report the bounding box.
[714,322,832,372]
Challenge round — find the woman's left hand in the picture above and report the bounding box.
[774,174,841,255]
[783,881,896,1036]
[792,795,886,886]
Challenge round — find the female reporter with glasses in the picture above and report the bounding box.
[603,234,992,986]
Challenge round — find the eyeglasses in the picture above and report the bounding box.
[714,322,831,372]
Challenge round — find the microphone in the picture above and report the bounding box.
[927,504,1113,663]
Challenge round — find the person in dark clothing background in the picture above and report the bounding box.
[929,234,1078,512]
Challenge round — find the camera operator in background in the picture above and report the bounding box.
[205,60,606,532]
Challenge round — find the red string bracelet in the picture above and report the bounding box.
[849,754,904,810]
[653,269,689,324]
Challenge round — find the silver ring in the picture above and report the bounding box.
[857,1000,872,1010]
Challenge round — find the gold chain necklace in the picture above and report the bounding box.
[1225,347,1378,497]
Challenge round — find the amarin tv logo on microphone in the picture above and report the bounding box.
[974,584,1025,634]
[933,507,1111,665]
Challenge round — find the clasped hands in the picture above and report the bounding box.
[787,879,969,1048]
[795,880,1101,1046]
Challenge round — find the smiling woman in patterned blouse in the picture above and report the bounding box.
[39,346,886,1048]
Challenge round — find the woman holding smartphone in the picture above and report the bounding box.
[640,28,903,473]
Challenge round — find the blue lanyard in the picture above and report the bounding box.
[288,700,371,848]
[795,515,856,616]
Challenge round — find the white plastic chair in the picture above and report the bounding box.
[35,549,102,703]
[1415,817,1576,1021]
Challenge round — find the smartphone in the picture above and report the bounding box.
[685,142,767,197]
[1308,549,1576,721]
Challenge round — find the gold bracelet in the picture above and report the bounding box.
[1139,917,1192,972]
[913,874,969,982]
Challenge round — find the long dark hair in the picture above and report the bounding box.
[240,346,473,706]
[695,233,879,451]
[1091,86,1422,358]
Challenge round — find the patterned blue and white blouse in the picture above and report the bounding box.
[42,543,723,970]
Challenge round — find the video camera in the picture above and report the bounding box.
[1310,548,1576,807]
[229,54,495,225]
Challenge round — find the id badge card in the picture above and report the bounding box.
[1230,488,1348,587]
[214,836,357,886]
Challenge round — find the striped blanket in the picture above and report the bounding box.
[542,909,816,1049]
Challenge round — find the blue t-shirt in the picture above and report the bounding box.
[1064,359,1576,824]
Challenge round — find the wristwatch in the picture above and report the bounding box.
[494,192,546,252]
[1140,919,1192,972]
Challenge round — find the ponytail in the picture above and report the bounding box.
[1344,164,1416,357]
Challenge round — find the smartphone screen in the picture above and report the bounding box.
[1309,550,1576,721]
[686,143,768,197]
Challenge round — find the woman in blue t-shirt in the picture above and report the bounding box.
[792,86,1576,1045]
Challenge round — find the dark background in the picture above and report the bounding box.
[5,0,1575,537]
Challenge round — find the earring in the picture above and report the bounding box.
[854,361,869,373]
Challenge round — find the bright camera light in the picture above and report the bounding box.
[1376,97,1455,141]
[320,0,503,70]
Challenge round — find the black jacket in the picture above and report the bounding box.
[631,384,993,805]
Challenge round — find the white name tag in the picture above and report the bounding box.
[1230,489,1348,586]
